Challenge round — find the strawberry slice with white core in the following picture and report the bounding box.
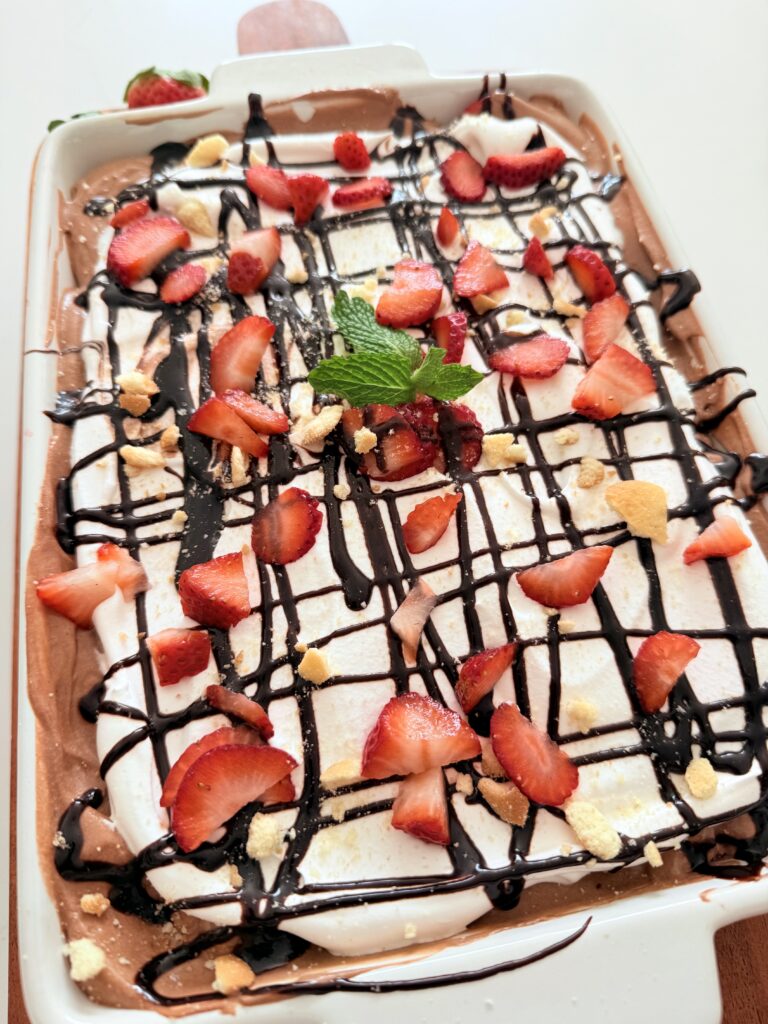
[110,198,150,229]
[453,241,508,298]
[403,493,462,554]
[227,227,281,294]
[391,768,450,846]
[219,390,289,434]
[107,216,190,287]
[288,174,329,226]
[490,702,578,806]
[582,293,630,363]
[205,683,274,739]
[96,543,148,599]
[489,335,569,379]
[432,311,467,364]
[343,405,436,481]
[522,236,554,280]
[632,631,701,713]
[440,151,486,202]
[682,516,752,565]
[251,487,323,565]
[187,396,268,458]
[178,551,251,630]
[160,263,206,304]
[376,260,443,328]
[147,628,212,687]
[455,643,517,713]
[362,692,481,779]
[171,744,298,852]
[333,131,370,171]
[389,578,437,664]
[565,245,616,303]
[517,546,613,608]
[244,165,293,211]
[483,147,566,190]
[572,343,655,421]
[160,726,260,808]
[436,207,461,247]
[36,560,118,629]
[210,315,275,395]
[332,177,392,211]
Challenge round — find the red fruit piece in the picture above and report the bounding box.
[220,390,289,434]
[244,165,292,211]
[161,727,260,808]
[437,402,483,473]
[206,684,274,739]
[210,315,275,395]
[124,68,208,109]
[96,542,149,599]
[148,628,212,687]
[391,768,450,846]
[483,147,566,190]
[187,396,268,458]
[111,198,150,229]
[489,335,569,379]
[682,516,752,565]
[632,631,701,714]
[432,311,467,364]
[261,775,296,805]
[333,132,371,171]
[390,578,438,664]
[440,151,486,203]
[160,263,206,304]
[490,702,578,806]
[572,343,655,421]
[455,643,517,713]
[522,236,553,280]
[582,293,630,363]
[362,692,481,779]
[517,545,613,608]
[251,487,323,565]
[171,745,297,852]
[403,492,462,554]
[453,241,507,298]
[227,252,264,295]
[107,217,189,287]
[565,245,616,303]
[436,207,461,247]
[376,260,442,328]
[288,174,329,226]
[229,227,281,290]
[35,560,118,629]
[332,177,392,211]
[178,551,251,630]
[343,405,436,482]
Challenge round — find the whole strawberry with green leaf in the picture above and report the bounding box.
[124,67,209,109]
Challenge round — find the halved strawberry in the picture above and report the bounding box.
[178,551,251,630]
[376,260,442,328]
[227,252,264,295]
[110,198,150,229]
[453,241,507,298]
[362,692,481,779]
[206,683,274,739]
[391,768,450,846]
[632,631,701,713]
[403,493,462,554]
[148,628,212,687]
[517,546,613,607]
[437,402,483,472]
[343,405,436,481]
[436,207,461,247]
[455,643,517,713]
[107,216,189,287]
[522,236,553,280]
[96,542,148,599]
[440,151,486,203]
[572,343,654,421]
[36,560,118,629]
[160,263,206,304]
[220,390,289,434]
[187,396,268,458]
[231,227,281,282]
[489,335,569,379]
[244,165,292,211]
[682,516,752,565]
[333,131,371,171]
[565,245,616,303]
[210,315,275,395]
[261,775,296,805]
[332,177,392,211]
[432,312,467,364]
[251,487,323,565]
[483,147,566,190]
[160,727,260,808]
[390,578,437,664]
[582,293,630,363]
[490,702,578,806]
[288,174,329,226]
[171,744,297,852]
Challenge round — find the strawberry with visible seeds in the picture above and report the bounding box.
[178,551,251,630]
[107,216,189,287]
[522,236,553,280]
[582,293,630,363]
[244,165,292,211]
[332,177,392,211]
[682,516,752,565]
[206,684,274,739]
[436,207,461,247]
[517,546,613,607]
[187,396,268,458]
[161,727,260,808]
[453,241,507,298]
[565,245,616,303]
[124,67,208,109]
[210,315,275,395]
[489,335,569,379]
[432,311,467,364]
[376,260,443,328]
[96,542,148,599]
[632,631,700,713]
[391,768,450,846]
[455,643,517,713]
[440,151,486,202]
[160,263,206,304]
[437,402,483,473]
[490,702,578,806]
[111,198,150,229]
[288,174,329,226]
[36,560,118,629]
[227,226,281,296]
[148,628,211,687]
[483,147,566,190]
[333,132,371,171]
[220,389,289,434]
[572,343,655,421]
[403,493,462,554]
[344,404,436,481]
[251,487,323,565]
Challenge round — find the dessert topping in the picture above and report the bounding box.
[185,133,228,168]
[320,758,362,790]
[187,397,268,459]
[528,206,558,239]
[96,542,148,599]
[116,370,158,397]
[124,67,208,109]
[402,492,462,554]
[353,427,378,454]
[246,813,283,859]
[251,487,323,565]
[478,778,530,826]
[178,551,251,630]
[453,241,508,298]
[436,207,461,247]
[483,147,566,189]
[582,293,630,363]
[160,424,181,453]
[36,560,119,629]
[147,628,211,687]
[390,577,438,664]
[572,343,655,420]
[565,697,598,733]
[79,893,110,917]
[516,545,613,608]
[576,456,605,488]
[244,164,293,211]
[119,444,165,470]
[212,954,257,995]
[110,198,149,229]
[522,236,554,280]
[553,296,587,318]
[343,405,434,481]
[685,757,718,800]
[605,480,669,544]
[227,226,281,295]
[554,426,579,446]
[210,314,275,395]
[219,390,289,434]
[633,631,701,713]
[332,177,392,211]
[682,515,752,564]
[176,198,215,236]
[432,311,467,364]
[297,647,332,685]
[293,405,344,449]
[490,703,578,806]
[482,433,527,467]
[287,173,329,225]
[391,768,450,846]
[489,334,570,379]
[644,840,663,868]
[565,245,616,303]
[332,482,351,501]
[376,260,442,328]
[455,643,517,713]
[564,800,621,860]
[161,727,260,808]
[159,263,206,304]
[107,216,190,287]
[333,131,371,171]
[63,938,106,982]
[440,150,486,202]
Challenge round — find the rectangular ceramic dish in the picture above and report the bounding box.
[17,43,768,1024]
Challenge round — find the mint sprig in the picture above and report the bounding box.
[331,291,421,369]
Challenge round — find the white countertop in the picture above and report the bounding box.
[1,0,766,1018]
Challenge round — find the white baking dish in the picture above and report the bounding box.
[17,43,768,1024]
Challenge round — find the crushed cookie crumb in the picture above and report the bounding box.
[246,814,282,859]
[171,509,188,526]
[454,773,474,797]
[160,424,180,453]
[116,371,158,397]
[348,276,378,302]
[64,938,106,982]
[478,778,529,825]
[326,797,346,823]
[479,737,506,779]
[229,446,250,487]
[296,405,343,448]
[404,922,418,941]
[644,840,663,868]
[482,433,527,468]
[685,757,718,799]
[297,647,331,685]
[558,618,576,634]
[320,758,362,790]
[119,393,151,416]
[353,427,377,454]
[285,264,309,284]
[577,456,605,489]
[503,309,527,329]
[176,197,215,236]
[528,206,557,239]
[566,697,598,733]
[186,134,229,169]
[553,426,579,446]
[471,293,502,314]
[605,480,668,544]
[119,444,165,470]
[333,482,351,501]
[553,297,587,318]
[212,953,256,995]
[79,893,110,917]
[228,865,243,889]
[565,800,621,861]
[52,831,68,849]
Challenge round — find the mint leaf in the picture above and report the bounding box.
[332,291,421,369]
[423,360,485,401]
[410,346,447,393]
[309,352,416,406]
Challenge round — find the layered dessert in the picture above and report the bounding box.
[26,76,768,1014]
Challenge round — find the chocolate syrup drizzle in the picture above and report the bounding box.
[50,76,768,1006]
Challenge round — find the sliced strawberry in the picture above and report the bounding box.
[632,631,701,714]
[160,727,260,808]
[187,396,268,458]
[516,545,613,608]
[572,343,654,421]
[390,578,438,664]
[489,335,569,379]
[261,775,296,805]
[522,236,553,280]
[107,216,189,287]
[227,252,264,295]
[332,177,392,211]
[110,198,150,229]
[160,263,206,304]
[343,405,436,482]
[148,628,212,687]
[483,147,566,190]
[440,151,486,202]
[244,165,292,211]
[333,131,371,171]
[582,293,630,363]
[220,389,289,434]
[453,241,507,298]
[432,312,467,364]
[36,560,118,629]
[171,744,297,852]
[463,98,485,115]
[682,516,752,565]
[210,315,275,395]
[436,207,461,247]
[178,551,251,630]
[376,260,442,328]
[437,402,483,472]
[490,702,578,806]
[362,692,481,779]
[403,493,462,554]
[391,768,450,845]
[287,174,329,226]
[565,245,616,303]
[251,487,323,565]
[96,542,148,599]
[455,643,517,713]
[205,684,274,739]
